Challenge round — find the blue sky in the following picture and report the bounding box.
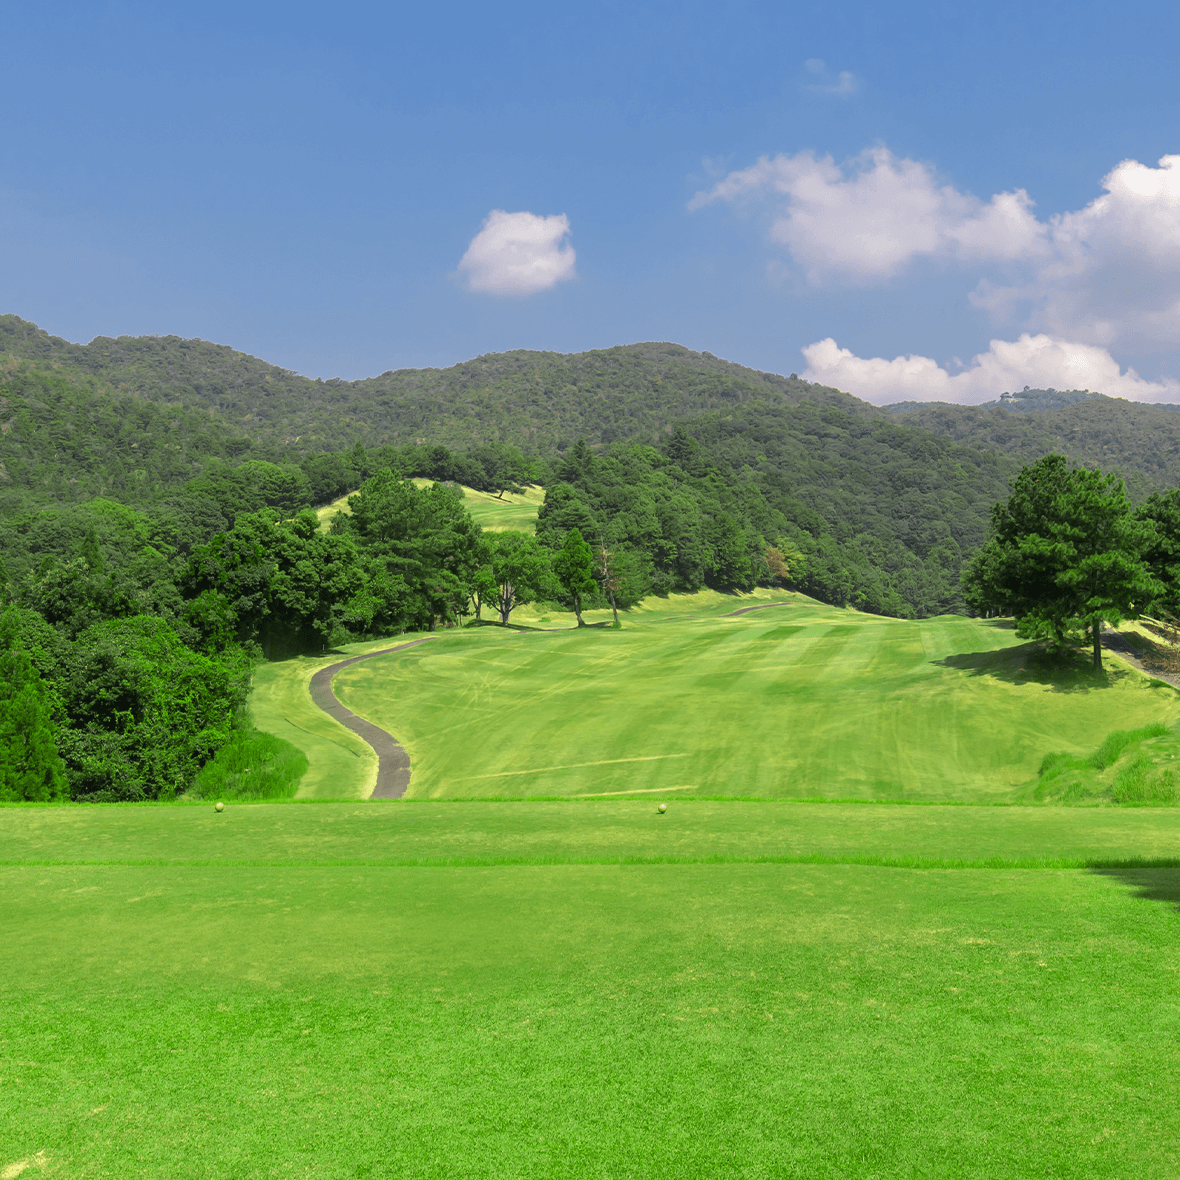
[5,1,1180,402]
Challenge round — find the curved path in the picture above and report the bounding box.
[308,637,437,799]
[724,601,792,617]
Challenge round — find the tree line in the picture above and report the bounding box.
[0,468,607,804]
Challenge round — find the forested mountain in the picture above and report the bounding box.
[0,362,274,514]
[0,315,865,453]
[883,396,1180,501]
[7,315,1180,497]
[541,405,1017,618]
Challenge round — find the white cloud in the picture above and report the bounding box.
[692,147,1180,355]
[803,59,860,98]
[690,147,1043,284]
[801,334,1180,405]
[457,210,576,296]
[979,154,1180,353]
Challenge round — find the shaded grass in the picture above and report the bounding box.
[188,728,308,801]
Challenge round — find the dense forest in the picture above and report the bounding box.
[0,315,865,453]
[887,392,1180,500]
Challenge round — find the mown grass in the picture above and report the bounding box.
[188,728,308,801]
[4,802,1180,1177]
[322,598,1179,802]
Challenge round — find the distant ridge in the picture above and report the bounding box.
[6,312,1180,497]
[0,315,868,454]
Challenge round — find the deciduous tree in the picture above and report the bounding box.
[554,528,597,626]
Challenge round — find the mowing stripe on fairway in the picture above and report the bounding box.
[8,853,1180,870]
[454,752,692,780]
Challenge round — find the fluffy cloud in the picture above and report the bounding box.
[692,148,1180,354]
[978,155,1180,353]
[801,334,1180,405]
[690,147,1044,284]
[457,210,576,296]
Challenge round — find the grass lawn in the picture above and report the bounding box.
[4,801,1180,1177]
[320,597,1180,802]
[439,482,544,533]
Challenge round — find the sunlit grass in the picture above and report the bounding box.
[4,802,1180,1176]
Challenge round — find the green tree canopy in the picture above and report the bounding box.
[481,532,554,625]
[0,606,67,801]
[553,527,597,626]
[962,454,1158,669]
[344,471,483,630]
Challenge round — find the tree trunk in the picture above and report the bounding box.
[609,590,619,627]
[573,596,584,627]
[1093,620,1102,671]
[499,582,515,625]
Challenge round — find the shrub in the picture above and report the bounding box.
[1112,759,1179,806]
[189,728,307,801]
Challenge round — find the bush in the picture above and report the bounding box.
[1091,724,1168,770]
[189,728,307,801]
[1112,758,1179,805]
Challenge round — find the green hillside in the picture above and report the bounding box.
[0,315,866,453]
[887,395,1180,500]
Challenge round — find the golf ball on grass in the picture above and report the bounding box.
[215,802,224,812]
[658,803,667,813]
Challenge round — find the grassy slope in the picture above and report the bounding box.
[5,804,1180,1176]
[314,483,543,534]
[327,598,1179,801]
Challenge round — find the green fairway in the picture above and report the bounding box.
[315,598,1180,802]
[4,801,1180,1177]
[435,481,544,533]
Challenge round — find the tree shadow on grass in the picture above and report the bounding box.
[1090,867,1180,913]
[934,641,1130,693]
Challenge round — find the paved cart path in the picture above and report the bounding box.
[308,637,437,799]
[724,602,792,617]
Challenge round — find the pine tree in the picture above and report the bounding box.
[0,608,68,801]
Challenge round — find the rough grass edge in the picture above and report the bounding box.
[188,728,308,801]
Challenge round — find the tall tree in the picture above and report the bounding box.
[1137,489,1180,615]
[483,532,553,625]
[553,528,597,626]
[339,471,483,630]
[597,541,621,626]
[0,607,67,801]
[962,454,1158,669]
